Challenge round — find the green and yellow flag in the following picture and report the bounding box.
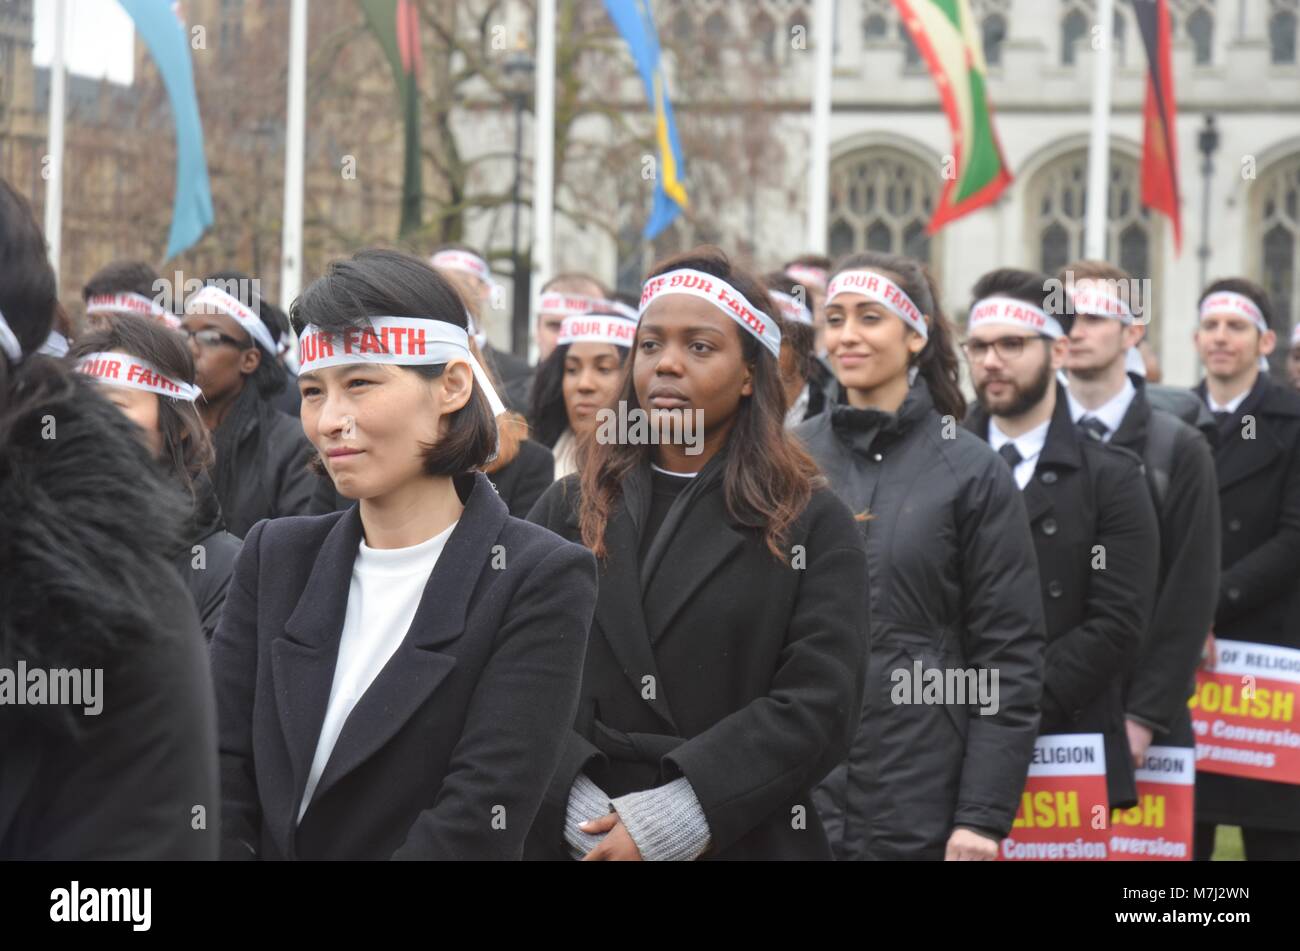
[894,0,1012,231]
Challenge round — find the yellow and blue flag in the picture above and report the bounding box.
[602,0,688,239]
[117,0,213,259]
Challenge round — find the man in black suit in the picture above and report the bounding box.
[1192,278,1300,860]
[962,268,1160,812]
[1057,261,1220,768]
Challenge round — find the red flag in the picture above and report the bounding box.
[1135,0,1182,252]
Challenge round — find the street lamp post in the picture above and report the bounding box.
[1197,114,1220,294]
[504,48,534,358]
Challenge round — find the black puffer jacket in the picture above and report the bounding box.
[176,473,242,643]
[211,386,315,538]
[0,360,219,858]
[794,378,1046,860]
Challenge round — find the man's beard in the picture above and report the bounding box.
[976,356,1054,419]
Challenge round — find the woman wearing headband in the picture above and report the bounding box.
[763,272,829,427]
[68,314,242,644]
[210,249,596,860]
[529,296,638,480]
[795,251,1045,861]
[526,247,868,861]
[180,271,315,537]
[82,260,178,331]
[0,178,217,859]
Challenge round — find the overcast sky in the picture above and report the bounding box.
[33,0,137,85]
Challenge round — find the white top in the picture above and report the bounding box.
[1207,387,1251,415]
[784,383,811,429]
[297,519,459,823]
[651,463,698,479]
[1064,375,1136,443]
[553,428,578,481]
[989,418,1051,490]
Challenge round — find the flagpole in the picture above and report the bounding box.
[806,0,834,253]
[1085,0,1115,261]
[531,0,556,362]
[44,0,68,279]
[280,0,307,311]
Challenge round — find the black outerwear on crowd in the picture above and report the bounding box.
[482,342,533,416]
[966,383,1160,809]
[0,367,219,859]
[176,472,243,643]
[523,447,869,860]
[1108,376,1220,746]
[795,377,1046,860]
[487,437,555,517]
[211,470,597,860]
[1193,374,1300,831]
[211,387,315,538]
[1145,382,1218,446]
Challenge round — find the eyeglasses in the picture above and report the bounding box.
[960,335,1045,361]
[181,328,248,350]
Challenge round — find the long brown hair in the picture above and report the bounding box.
[829,251,966,421]
[577,247,822,562]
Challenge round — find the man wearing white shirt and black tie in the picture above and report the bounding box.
[962,267,1160,813]
[1057,261,1221,791]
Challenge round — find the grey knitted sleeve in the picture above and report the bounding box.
[564,773,613,860]
[610,777,712,862]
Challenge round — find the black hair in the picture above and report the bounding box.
[82,260,162,303]
[68,313,214,495]
[292,248,498,475]
[0,179,58,377]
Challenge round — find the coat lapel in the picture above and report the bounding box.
[304,472,509,810]
[592,503,679,731]
[1206,378,1289,492]
[270,506,362,856]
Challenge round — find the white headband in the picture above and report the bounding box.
[785,264,828,293]
[638,268,781,358]
[185,285,279,355]
[557,314,638,348]
[969,296,1065,339]
[86,292,180,329]
[769,289,813,326]
[1200,292,1268,335]
[826,270,929,340]
[537,292,600,316]
[0,306,20,363]
[76,351,201,401]
[297,316,506,417]
[1070,281,1134,324]
[431,250,493,284]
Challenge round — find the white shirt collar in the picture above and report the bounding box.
[1065,375,1136,441]
[988,417,1051,490]
[1208,387,1251,415]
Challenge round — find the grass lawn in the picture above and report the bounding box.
[1213,825,1244,861]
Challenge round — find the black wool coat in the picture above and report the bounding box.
[211,470,597,859]
[1193,375,1300,830]
[524,448,869,860]
[967,383,1160,809]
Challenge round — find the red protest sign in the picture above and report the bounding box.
[1107,745,1194,861]
[999,734,1110,861]
[1189,639,1300,784]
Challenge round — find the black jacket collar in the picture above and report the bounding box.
[269,470,509,853]
[827,375,935,456]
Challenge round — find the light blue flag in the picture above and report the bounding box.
[602,0,688,240]
[117,0,213,259]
